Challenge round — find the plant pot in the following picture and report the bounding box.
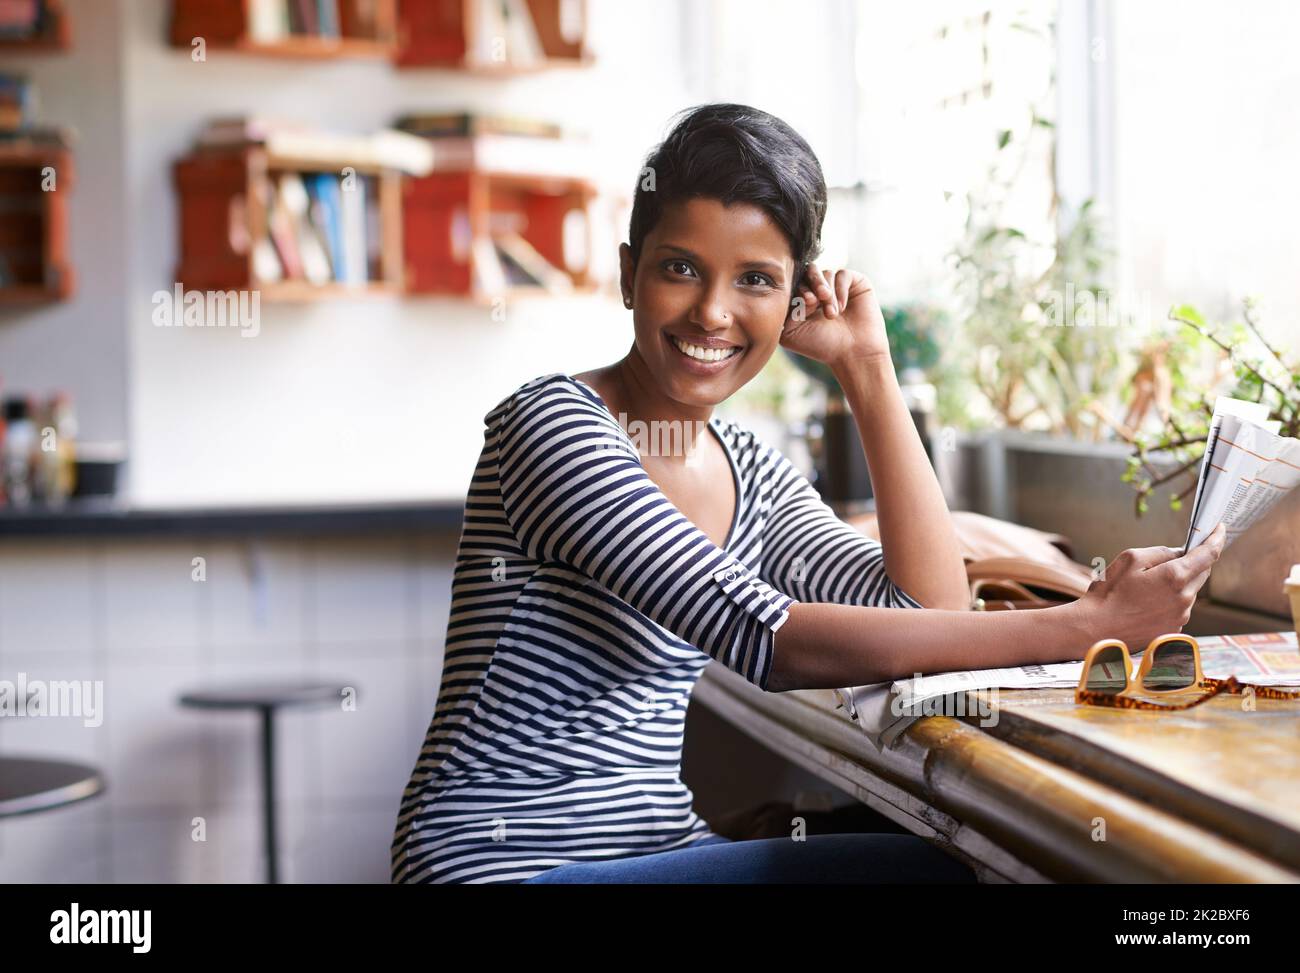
[809,395,935,509]
[811,399,873,506]
[940,430,1184,563]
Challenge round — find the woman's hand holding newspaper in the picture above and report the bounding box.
[1076,522,1226,648]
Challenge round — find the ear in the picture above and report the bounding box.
[618,243,636,305]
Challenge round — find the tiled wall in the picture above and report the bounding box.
[0,529,458,883]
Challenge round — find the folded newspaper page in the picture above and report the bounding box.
[834,632,1300,751]
[1183,396,1298,553]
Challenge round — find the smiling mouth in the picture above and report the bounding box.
[668,334,744,363]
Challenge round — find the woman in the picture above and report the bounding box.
[391,103,1225,884]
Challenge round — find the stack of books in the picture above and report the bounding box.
[254,169,381,287]
[397,112,586,295]
[189,117,431,288]
[0,73,72,149]
[395,110,589,180]
[244,0,383,42]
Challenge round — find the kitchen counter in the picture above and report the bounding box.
[0,498,465,538]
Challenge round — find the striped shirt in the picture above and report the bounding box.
[391,372,922,883]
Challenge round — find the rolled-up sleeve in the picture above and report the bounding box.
[492,376,797,690]
[759,445,925,610]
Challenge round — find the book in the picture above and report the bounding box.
[338,172,367,285]
[493,230,573,293]
[290,0,318,36]
[394,111,565,140]
[0,73,32,132]
[471,235,506,295]
[363,173,382,282]
[247,0,288,42]
[276,172,331,285]
[422,133,592,179]
[0,0,40,40]
[315,0,339,38]
[197,118,434,175]
[266,177,304,279]
[303,172,346,282]
[499,0,543,66]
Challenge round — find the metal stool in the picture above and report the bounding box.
[179,681,347,884]
[0,756,105,818]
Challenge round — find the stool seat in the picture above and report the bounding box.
[0,756,105,818]
[179,681,345,711]
[178,677,353,883]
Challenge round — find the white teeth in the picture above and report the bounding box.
[671,335,741,362]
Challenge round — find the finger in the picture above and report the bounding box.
[1183,565,1213,597]
[835,269,851,311]
[1180,526,1226,576]
[1131,545,1185,570]
[808,262,835,304]
[821,268,838,316]
[817,269,836,317]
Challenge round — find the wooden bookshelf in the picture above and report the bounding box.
[396,0,591,72]
[0,144,73,303]
[167,0,592,70]
[173,145,404,302]
[403,166,596,301]
[170,0,397,61]
[0,0,70,52]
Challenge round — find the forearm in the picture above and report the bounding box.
[833,356,968,610]
[768,599,1101,691]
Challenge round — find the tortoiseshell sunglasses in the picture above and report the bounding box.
[1076,634,1300,710]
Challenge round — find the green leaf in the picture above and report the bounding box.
[1170,304,1206,327]
[997,129,1013,150]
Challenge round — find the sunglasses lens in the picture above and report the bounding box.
[1143,639,1198,692]
[1085,645,1128,694]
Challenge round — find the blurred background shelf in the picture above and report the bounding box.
[0,142,74,303]
[169,0,398,60]
[403,167,596,299]
[0,0,70,51]
[166,0,591,70]
[395,0,591,72]
[172,142,404,298]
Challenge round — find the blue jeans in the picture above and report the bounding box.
[522,832,978,883]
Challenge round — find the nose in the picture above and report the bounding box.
[688,280,734,331]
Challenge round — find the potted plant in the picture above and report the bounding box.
[1117,299,1300,618]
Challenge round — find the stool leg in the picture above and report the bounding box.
[259,707,278,884]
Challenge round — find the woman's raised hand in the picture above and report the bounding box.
[779,262,893,371]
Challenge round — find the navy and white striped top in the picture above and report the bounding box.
[391,372,922,883]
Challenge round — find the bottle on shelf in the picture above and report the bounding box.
[1,395,36,508]
[33,390,77,506]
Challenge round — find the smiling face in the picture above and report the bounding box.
[619,197,797,408]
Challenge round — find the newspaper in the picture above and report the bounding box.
[834,632,1300,751]
[1183,396,1299,553]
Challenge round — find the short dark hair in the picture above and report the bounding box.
[627,103,827,297]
